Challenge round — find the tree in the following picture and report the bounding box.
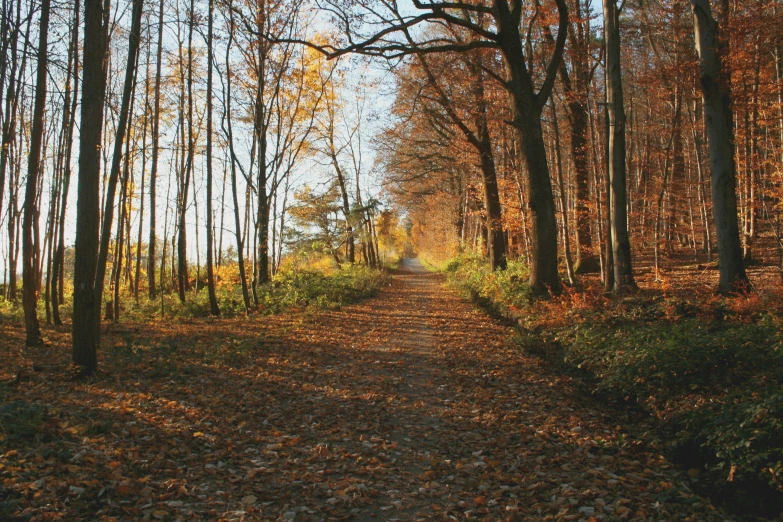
[554,0,599,273]
[220,0,251,314]
[292,0,568,294]
[73,0,110,372]
[178,0,196,303]
[51,0,80,326]
[205,0,220,315]
[604,0,636,292]
[148,0,164,300]
[689,0,749,292]
[21,0,51,346]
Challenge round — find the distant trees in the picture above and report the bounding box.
[310,0,569,293]
[396,43,508,270]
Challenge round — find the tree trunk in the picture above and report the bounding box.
[551,0,596,273]
[72,0,110,373]
[95,0,144,315]
[0,0,28,221]
[551,95,576,285]
[178,0,195,303]
[516,113,561,294]
[332,157,354,263]
[472,65,507,271]
[689,0,749,292]
[148,0,163,300]
[22,0,50,346]
[134,44,150,302]
[604,0,636,293]
[496,0,567,294]
[52,0,79,326]
[224,7,250,314]
[205,0,220,316]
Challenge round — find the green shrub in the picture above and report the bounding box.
[256,264,387,314]
[678,386,783,490]
[445,254,532,317]
[566,318,782,401]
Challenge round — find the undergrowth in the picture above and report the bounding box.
[444,254,783,518]
[0,262,388,322]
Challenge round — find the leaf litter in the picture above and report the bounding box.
[0,261,732,521]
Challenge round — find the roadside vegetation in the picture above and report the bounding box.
[443,252,783,518]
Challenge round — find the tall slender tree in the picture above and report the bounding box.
[604,0,636,292]
[148,0,164,300]
[22,0,51,346]
[205,0,220,315]
[178,0,195,303]
[51,0,80,326]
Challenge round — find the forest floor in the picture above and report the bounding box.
[1,259,734,521]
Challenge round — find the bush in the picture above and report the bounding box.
[679,386,783,490]
[259,264,387,314]
[445,253,532,317]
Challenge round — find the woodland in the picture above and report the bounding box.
[1,0,783,520]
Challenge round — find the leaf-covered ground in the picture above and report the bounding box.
[1,259,731,521]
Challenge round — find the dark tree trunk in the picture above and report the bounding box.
[257,142,271,283]
[472,64,507,271]
[72,0,110,373]
[178,0,195,303]
[95,0,144,312]
[52,0,79,326]
[22,0,50,346]
[134,44,150,302]
[551,96,576,285]
[495,0,568,294]
[545,0,596,273]
[1,3,30,302]
[252,5,271,290]
[0,0,26,220]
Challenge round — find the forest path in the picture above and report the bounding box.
[226,257,726,521]
[0,259,731,521]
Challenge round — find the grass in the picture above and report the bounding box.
[443,253,783,518]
